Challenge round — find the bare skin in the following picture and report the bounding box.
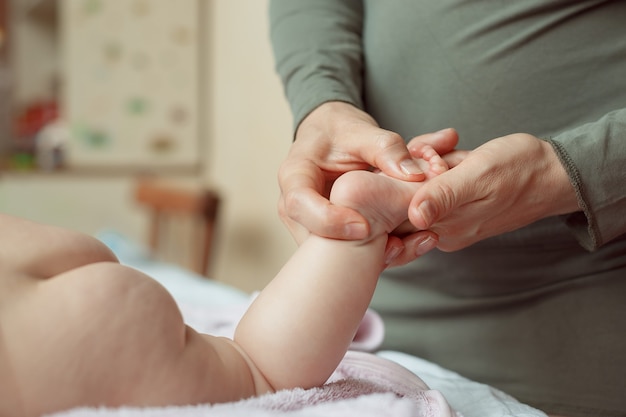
[278,102,462,265]
[407,132,580,252]
[282,101,578,260]
[0,148,442,416]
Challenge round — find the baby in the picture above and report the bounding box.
[0,141,446,417]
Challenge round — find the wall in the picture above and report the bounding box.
[202,1,296,292]
[10,0,59,107]
[0,0,296,293]
[1,0,11,156]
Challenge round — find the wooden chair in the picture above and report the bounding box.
[133,177,220,277]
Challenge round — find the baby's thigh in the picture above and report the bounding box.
[9,262,217,415]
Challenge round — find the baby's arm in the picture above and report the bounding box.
[234,146,444,392]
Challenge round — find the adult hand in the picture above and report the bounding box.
[278,101,457,245]
[407,133,581,252]
[383,134,468,267]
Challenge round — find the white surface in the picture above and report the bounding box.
[378,351,547,417]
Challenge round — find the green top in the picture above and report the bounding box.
[269,1,626,416]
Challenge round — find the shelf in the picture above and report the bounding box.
[0,164,203,179]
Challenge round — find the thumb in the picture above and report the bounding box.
[407,128,459,156]
[361,129,426,181]
[408,168,476,230]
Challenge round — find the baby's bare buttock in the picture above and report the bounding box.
[1,261,205,416]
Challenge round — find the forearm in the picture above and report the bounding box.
[234,233,386,391]
[269,0,365,131]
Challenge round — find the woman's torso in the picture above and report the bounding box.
[362,1,626,415]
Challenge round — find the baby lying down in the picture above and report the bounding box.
[0,137,448,417]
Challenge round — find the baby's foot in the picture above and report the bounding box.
[330,170,420,238]
[330,146,447,238]
[411,143,448,178]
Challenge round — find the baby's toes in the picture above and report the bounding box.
[415,145,448,177]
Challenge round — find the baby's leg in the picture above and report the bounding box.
[234,152,446,392]
[7,261,261,416]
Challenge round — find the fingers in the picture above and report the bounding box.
[407,128,459,156]
[411,144,448,177]
[278,160,370,241]
[357,127,461,182]
[332,120,425,181]
[407,164,479,231]
[408,128,468,170]
[301,102,428,181]
[282,193,369,241]
[408,177,451,231]
[384,232,439,267]
[280,101,463,242]
[348,127,426,181]
[441,150,469,168]
[281,102,430,241]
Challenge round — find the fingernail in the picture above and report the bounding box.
[400,159,423,176]
[415,236,436,256]
[344,222,368,239]
[384,246,402,265]
[419,201,434,226]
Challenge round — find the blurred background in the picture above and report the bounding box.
[0,0,296,292]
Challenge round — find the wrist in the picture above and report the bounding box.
[540,139,581,216]
[297,101,377,140]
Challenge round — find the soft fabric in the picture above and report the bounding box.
[378,351,547,417]
[48,391,449,417]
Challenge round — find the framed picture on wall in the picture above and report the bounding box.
[61,0,201,170]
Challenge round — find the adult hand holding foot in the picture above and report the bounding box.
[278,101,458,262]
[406,133,581,252]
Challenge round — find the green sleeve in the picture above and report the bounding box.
[269,0,364,132]
[547,108,626,250]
